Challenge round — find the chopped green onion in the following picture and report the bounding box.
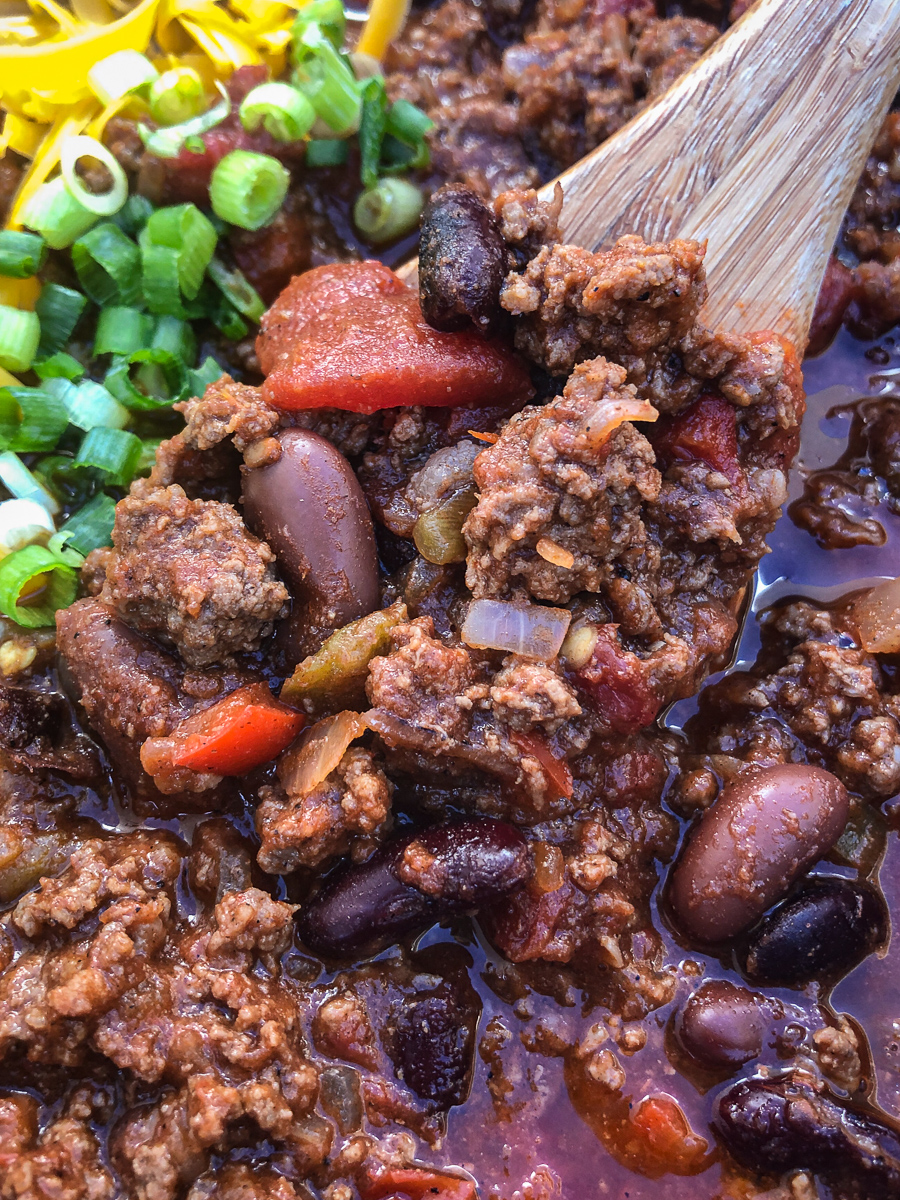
[386,99,434,146]
[209,150,289,232]
[60,135,129,218]
[0,306,40,373]
[0,452,60,514]
[353,178,424,244]
[291,0,346,52]
[150,67,207,126]
[0,498,56,554]
[87,49,158,106]
[150,313,196,363]
[33,352,84,382]
[61,380,130,432]
[206,257,265,322]
[94,306,152,357]
[190,355,224,396]
[143,204,217,300]
[75,427,143,487]
[19,177,98,250]
[105,348,189,411]
[240,82,316,143]
[211,302,248,341]
[35,284,87,357]
[59,492,116,556]
[0,385,68,451]
[0,543,78,628]
[293,26,361,136]
[0,231,47,279]
[138,83,230,159]
[380,134,430,173]
[71,223,141,306]
[136,437,163,477]
[139,236,182,316]
[306,138,348,167]
[358,76,388,190]
[110,194,154,238]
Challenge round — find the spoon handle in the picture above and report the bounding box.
[554,0,900,348]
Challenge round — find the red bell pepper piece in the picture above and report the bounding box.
[256,261,534,415]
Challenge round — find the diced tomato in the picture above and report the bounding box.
[808,256,857,357]
[573,624,661,735]
[626,1095,710,1175]
[142,683,304,777]
[256,262,534,414]
[510,731,574,801]
[482,878,572,962]
[653,393,740,481]
[359,1167,477,1200]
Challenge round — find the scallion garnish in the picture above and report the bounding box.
[94,306,153,357]
[386,98,435,146]
[209,150,289,232]
[143,204,217,300]
[61,380,130,432]
[353,177,424,244]
[0,385,68,451]
[0,306,40,374]
[190,356,224,396]
[291,0,346,51]
[59,492,117,556]
[359,77,388,190]
[139,236,183,317]
[138,84,230,159]
[35,284,87,358]
[240,81,316,143]
[0,231,47,280]
[0,452,60,515]
[207,257,265,322]
[306,139,349,167]
[33,353,84,382]
[149,67,208,127]
[105,347,189,411]
[71,223,141,307]
[75,427,143,487]
[60,135,129,218]
[111,195,155,238]
[293,25,361,137]
[87,49,158,106]
[0,544,78,628]
[19,177,98,250]
[150,314,197,364]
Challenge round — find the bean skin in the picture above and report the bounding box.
[668,764,850,943]
[296,818,531,959]
[242,428,380,656]
[419,184,509,338]
[739,876,888,986]
[714,1075,900,1199]
[677,981,766,1071]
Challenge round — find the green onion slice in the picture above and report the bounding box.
[291,0,346,52]
[87,49,158,106]
[149,67,207,127]
[60,135,129,218]
[0,306,40,374]
[111,194,155,238]
[209,150,289,232]
[0,544,78,628]
[94,306,153,357]
[206,256,265,322]
[35,284,87,358]
[358,76,388,190]
[34,352,85,382]
[293,26,361,136]
[62,380,130,432]
[353,177,424,245]
[306,138,348,167]
[386,99,435,146]
[105,348,189,411]
[75,427,143,487]
[0,452,60,515]
[138,83,230,159]
[190,355,224,396]
[0,384,69,451]
[58,492,117,557]
[143,204,217,300]
[0,231,47,279]
[71,223,141,306]
[240,81,316,143]
[19,177,97,250]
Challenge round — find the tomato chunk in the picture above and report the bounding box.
[510,731,573,801]
[257,262,534,414]
[572,624,661,734]
[653,393,740,481]
[359,1167,477,1200]
[142,683,304,777]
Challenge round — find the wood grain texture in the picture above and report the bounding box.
[400,0,900,349]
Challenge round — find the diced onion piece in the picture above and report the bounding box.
[60,135,129,218]
[583,396,659,449]
[0,452,59,515]
[19,176,98,250]
[353,178,423,244]
[536,536,574,569]
[240,81,316,142]
[210,150,289,232]
[279,710,368,797]
[413,489,477,565]
[87,48,158,105]
[462,599,571,661]
[0,499,55,554]
[0,307,40,374]
[854,578,900,654]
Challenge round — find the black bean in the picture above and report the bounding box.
[739,876,888,986]
[714,1075,900,1199]
[296,818,530,959]
[677,981,766,1071]
[419,184,509,338]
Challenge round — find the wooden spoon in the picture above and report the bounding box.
[400,0,900,351]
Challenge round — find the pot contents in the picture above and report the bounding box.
[0,2,899,1199]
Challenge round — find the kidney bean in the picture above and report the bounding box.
[714,1075,900,1199]
[739,876,888,986]
[242,428,380,655]
[418,184,509,337]
[668,764,850,943]
[296,818,530,958]
[677,981,766,1071]
[386,973,480,1107]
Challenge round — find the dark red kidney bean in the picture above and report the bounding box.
[296,818,530,959]
[668,764,850,944]
[677,981,766,1071]
[385,972,480,1107]
[418,184,509,337]
[739,876,888,986]
[714,1075,900,1200]
[242,428,380,653]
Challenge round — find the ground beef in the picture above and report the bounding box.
[256,745,393,872]
[176,375,284,457]
[844,111,900,265]
[186,1165,304,1200]
[0,684,100,780]
[0,1093,115,1200]
[96,484,288,667]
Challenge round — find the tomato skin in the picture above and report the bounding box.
[359,1167,477,1200]
[256,262,534,415]
[510,731,573,800]
[143,683,304,777]
[572,625,661,735]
